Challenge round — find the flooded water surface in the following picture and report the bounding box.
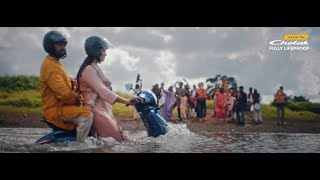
[1,123,320,153]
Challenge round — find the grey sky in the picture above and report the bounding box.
[0,27,319,103]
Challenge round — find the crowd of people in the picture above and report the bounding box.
[143,82,288,127]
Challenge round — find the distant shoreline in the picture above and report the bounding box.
[0,113,145,131]
[1,112,320,134]
[186,118,320,134]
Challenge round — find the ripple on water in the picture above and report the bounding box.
[0,125,320,153]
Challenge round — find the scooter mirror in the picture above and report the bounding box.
[125,83,133,91]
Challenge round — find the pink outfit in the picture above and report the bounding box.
[214,92,228,120]
[220,93,228,118]
[80,63,127,142]
[180,96,188,119]
[214,92,222,119]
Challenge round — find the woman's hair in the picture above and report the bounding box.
[76,56,95,91]
[76,46,103,91]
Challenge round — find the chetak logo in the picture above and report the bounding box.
[269,34,309,51]
[269,40,308,45]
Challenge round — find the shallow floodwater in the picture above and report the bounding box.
[1,123,320,153]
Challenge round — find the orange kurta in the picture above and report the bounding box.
[40,55,91,130]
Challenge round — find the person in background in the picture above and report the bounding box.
[214,88,222,121]
[184,84,191,119]
[196,82,209,121]
[236,86,247,125]
[151,83,161,103]
[252,89,263,124]
[231,88,239,121]
[174,81,185,122]
[227,90,236,121]
[159,82,166,113]
[247,87,254,120]
[273,86,288,126]
[180,90,188,122]
[161,85,176,121]
[190,84,197,118]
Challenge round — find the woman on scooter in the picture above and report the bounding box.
[76,36,132,142]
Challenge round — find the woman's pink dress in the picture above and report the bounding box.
[80,63,127,142]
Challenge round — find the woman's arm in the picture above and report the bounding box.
[114,96,131,106]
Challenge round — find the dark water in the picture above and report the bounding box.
[1,123,320,153]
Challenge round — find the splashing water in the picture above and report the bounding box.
[1,123,320,153]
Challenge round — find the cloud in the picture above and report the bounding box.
[100,47,140,72]
[148,29,172,43]
[0,27,319,102]
[294,49,320,96]
[153,51,176,83]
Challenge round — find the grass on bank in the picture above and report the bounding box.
[0,89,134,117]
[0,89,320,121]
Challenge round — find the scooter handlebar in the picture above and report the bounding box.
[126,97,138,106]
[130,97,136,103]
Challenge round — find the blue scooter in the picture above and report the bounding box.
[35,74,168,144]
[125,74,168,137]
[35,118,77,144]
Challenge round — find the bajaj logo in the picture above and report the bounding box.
[269,34,309,50]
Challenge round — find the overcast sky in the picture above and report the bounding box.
[0,27,319,104]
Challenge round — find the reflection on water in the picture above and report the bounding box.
[0,123,320,153]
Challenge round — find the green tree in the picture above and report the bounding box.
[206,74,221,95]
[293,95,310,102]
[206,74,238,95]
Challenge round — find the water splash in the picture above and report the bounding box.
[1,124,320,153]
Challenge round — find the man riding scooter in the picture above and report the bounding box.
[39,31,93,143]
